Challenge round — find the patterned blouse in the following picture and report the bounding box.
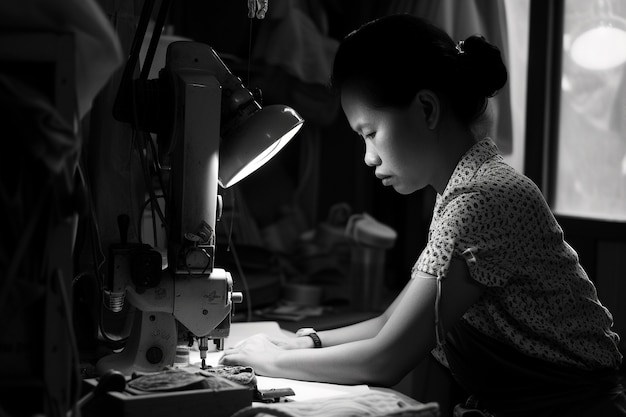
[414,138,622,370]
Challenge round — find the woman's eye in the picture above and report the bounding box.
[363,132,376,140]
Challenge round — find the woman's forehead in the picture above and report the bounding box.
[340,89,379,130]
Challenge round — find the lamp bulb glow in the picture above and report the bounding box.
[570,25,626,70]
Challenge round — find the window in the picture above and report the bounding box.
[553,0,626,220]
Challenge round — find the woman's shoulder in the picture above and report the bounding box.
[450,159,546,207]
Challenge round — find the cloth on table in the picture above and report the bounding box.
[231,390,440,417]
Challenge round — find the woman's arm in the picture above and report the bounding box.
[220,257,485,386]
[270,269,428,350]
[312,276,418,348]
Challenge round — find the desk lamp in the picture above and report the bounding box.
[97,0,303,375]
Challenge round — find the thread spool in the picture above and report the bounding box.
[173,345,190,368]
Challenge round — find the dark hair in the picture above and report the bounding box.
[331,14,507,125]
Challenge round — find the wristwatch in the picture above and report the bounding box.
[296,327,322,348]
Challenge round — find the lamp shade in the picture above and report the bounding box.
[218,104,304,188]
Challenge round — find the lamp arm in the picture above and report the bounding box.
[112,0,172,125]
[141,0,173,81]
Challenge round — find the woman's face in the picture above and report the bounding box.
[341,87,439,195]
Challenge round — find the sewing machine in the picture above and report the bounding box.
[96,0,303,376]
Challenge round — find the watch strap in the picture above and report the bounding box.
[296,328,322,348]
[306,332,322,348]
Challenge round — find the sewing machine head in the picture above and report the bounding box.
[95,18,301,376]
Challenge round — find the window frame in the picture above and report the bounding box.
[524,0,626,280]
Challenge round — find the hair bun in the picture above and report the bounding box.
[459,35,508,98]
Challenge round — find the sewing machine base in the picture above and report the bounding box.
[81,376,252,417]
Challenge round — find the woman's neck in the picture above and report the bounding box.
[431,126,477,195]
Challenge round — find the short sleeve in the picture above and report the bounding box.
[415,189,517,287]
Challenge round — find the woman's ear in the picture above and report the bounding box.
[415,90,440,130]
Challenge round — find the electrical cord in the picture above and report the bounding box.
[222,191,253,322]
[138,194,164,245]
[78,161,107,285]
[74,157,128,348]
[71,271,127,350]
[147,134,169,202]
[132,130,168,236]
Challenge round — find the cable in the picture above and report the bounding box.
[73,153,124,354]
[97,305,128,348]
[226,188,236,248]
[223,225,253,322]
[129,66,168,242]
[133,128,168,237]
[81,164,106,286]
[247,17,254,87]
[138,194,165,246]
[221,191,253,321]
[147,135,169,202]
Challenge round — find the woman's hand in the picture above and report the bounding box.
[267,334,314,350]
[218,333,291,375]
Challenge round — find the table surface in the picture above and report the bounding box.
[200,322,435,413]
[83,321,434,417]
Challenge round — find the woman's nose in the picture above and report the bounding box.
[363,142,381,167]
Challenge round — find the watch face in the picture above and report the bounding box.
[297,328,315,337]
[296,328,321,347]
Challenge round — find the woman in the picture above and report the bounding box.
[220,14,625,416]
